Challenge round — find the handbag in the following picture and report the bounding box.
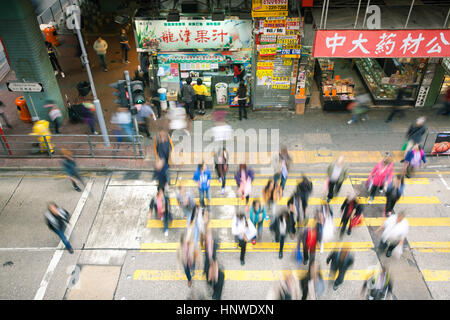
[350,214,363,228]
[401,141,408,151]
[296,245,303,264]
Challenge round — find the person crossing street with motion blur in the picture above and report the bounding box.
[317,203,335,253]
[61,149,85,192]
[203,227,218,281]
[45,100,63,134]
[402,117,426,159]
[154,130,174,164]
[177,232,198,287]
[376,211,409,258]
[385,86,407,122]
[207,258,225,300]
[0,99,13,129]
[269,210,294,259]
[232,212,256,265]
[300,260,325,300]
[367,156,394,204]
[135,102,156,138]
[193,163,211,209]
[326,247,354,291]
[177,184,196,221]
[45,202,73,254]
[326,156,348,203]
[403,143,426,178]
[339,192,363,237]
[235,164,255,208]
[214,147,228,194]
[347,89,370,124]
[295,174,313,223]
[384,174,405,217]
[149,186,172,237]
[263,178,282,219]
[361,266,393,300]
[300,221,318,266]
[274,147,291,193]
[250,200,266,242]
[153,158,169,191]
[267,270,301,300]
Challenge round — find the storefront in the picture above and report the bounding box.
[312,29,450,110]
[133,18,253,109]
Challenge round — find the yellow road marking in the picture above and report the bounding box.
[147,217,450,228]
[166,196,440,207]
[133,269,450,282]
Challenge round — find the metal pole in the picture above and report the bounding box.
[362,0,371,29]
[354,0,362,28]
[50,7,55,23]
[319,0,326,29]
[59,0,63,12]
[73,13,110,146]
[324,0,330,30]
[124,70,140,139]
[404,0,415,29]
[443,8,450,28]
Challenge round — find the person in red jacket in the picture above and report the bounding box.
[367,156,394,204]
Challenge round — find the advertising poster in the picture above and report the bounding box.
[431,132,450,155]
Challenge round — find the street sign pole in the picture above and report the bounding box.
[124,70,140,137]
[71,6,110,146]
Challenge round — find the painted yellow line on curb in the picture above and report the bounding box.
[166,196,440,207]
[133,269,450,282]
[147,217,450,228]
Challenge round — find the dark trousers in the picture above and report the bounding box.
[49,54,63,72]
[331,265,349,286]
[300,193,309,221]
[239,239,246,262]
[378,239,399,254]
[386,108,405,122]
[238,99,247,120]
[97,54,107,69]
[138,122,150,137]
[279,235,285,253]
[184,264,193,282]
[385,196,399,215]
[369,184,382,199]
[303,243,315,264]
[185,101,194,119]
[340,215,351,236]
[211,271,224,300]
[328,180,342,201]
[52,119,60,134]
[122,48,129,62]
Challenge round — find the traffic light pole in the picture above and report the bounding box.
[124,70,140,137]
[74,11,110,147]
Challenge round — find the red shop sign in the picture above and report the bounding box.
[313,29,450,58]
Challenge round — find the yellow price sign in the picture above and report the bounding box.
[283,59,293,66]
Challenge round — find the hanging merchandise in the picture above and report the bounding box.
[215,83,229,105]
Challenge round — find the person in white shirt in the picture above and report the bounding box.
[232,212,256,265]
[93,36,108,71]
[376,212,409,258]
[45,100,63,134]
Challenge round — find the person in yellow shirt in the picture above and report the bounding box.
[194,78,207,115]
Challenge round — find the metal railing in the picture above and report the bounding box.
[37,0,71,26]
[0,134,145,159]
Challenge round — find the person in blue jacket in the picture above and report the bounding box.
[250,200,266,242]
[193,163,211,208]
[403,143,426,178]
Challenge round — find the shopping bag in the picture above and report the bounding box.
[245,219,257,241]
[296,246,303,264]
[401,141,408,151]
[244,179,252,197]
[392,244,403,259]
[322,216,335,242]
[350,214,364,228]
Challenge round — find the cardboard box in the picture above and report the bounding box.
[296,103,305,114]
[167,90,178,101]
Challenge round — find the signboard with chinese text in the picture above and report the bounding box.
[252,0,288,17]
[258,44,277,56]
[257,61,274,77]
[7,82,43,92]
[313,29,450,58]
[157,51,251,64]
[260,34,278,43]
[263,19,286,35]
[271,76,290,89]
[286,18,300,30]
[135,19,252,51]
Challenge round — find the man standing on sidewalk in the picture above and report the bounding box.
[119,29,130,64]
[93,36,108,72]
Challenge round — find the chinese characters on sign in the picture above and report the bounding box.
[252,0,288,17]
[135,19,252,51]
[313,30,450,57]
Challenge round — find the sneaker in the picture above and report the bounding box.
[125,60,130,64]
[187,280,192,287]
[221,188,225,195]
[68,248,74,254]
[61,72,65,78]
[279,252,283,259]
[333,283,340,291]
[240,259,245,265]
[54,71,59,75]
[386,249,392,257]
[347,229,351,235]
[252,239,256,245]
[347,120,354,124]
[104,69,108,72]
[94,131,99,135]
[74,185,82,192]
[368,198,373,204]
[164,230,168,237]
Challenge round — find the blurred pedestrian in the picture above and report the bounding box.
[301,222,318,265]
[45,41,65,77]
[385,86,406,122]
[181,77,196,120]
[45,100,63,134]
[403,143,426,178]
[235,164,254,207]
[326,156,348,203]
[300,260,325,300]
[367,156,394,204]
[30,120,54,154]
[136,102,156,138]
[203,227,218,280]
[45,202,73,253]
[93,35,108,72]
[237,79,248,120]
[193,163,211,209]
[111,107,134,140]
[318,203,335,252]
[79,100,98,135]
[168,103,189,136]
[231,212,256,265]
[119,28,130,64]
[0,100,13,129]
[326,247,354,290]
[177,232,198,287]
[154,130,174,164]
[177,184,196,220]
[153,158,169,191]
[149,186,172,236]
[268,271,300,300]
[339,193,363,237]
[250,200,266,242]
[384,174,405,217]
[263,178,282,219]
[361,266,393,300]
[274,147,291,193]
[296,174,313,222]
[376,212,408,258]
[436,86,450,116]
[402,117,426,158]
[194,78,207,115]
[207,258,225,300]
[61,149,85,192]
[186,206,202,249]
[347,90,370,124]
[269,210,292,259]
[215,147,228,195]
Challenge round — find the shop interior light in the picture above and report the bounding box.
[167,9,180,22]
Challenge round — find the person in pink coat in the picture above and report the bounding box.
[367,156,394,204]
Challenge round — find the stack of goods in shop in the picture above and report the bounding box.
[317,58,334,81]
[355,58,397,100]
[294,46,314,113]
[322,78,355,101]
